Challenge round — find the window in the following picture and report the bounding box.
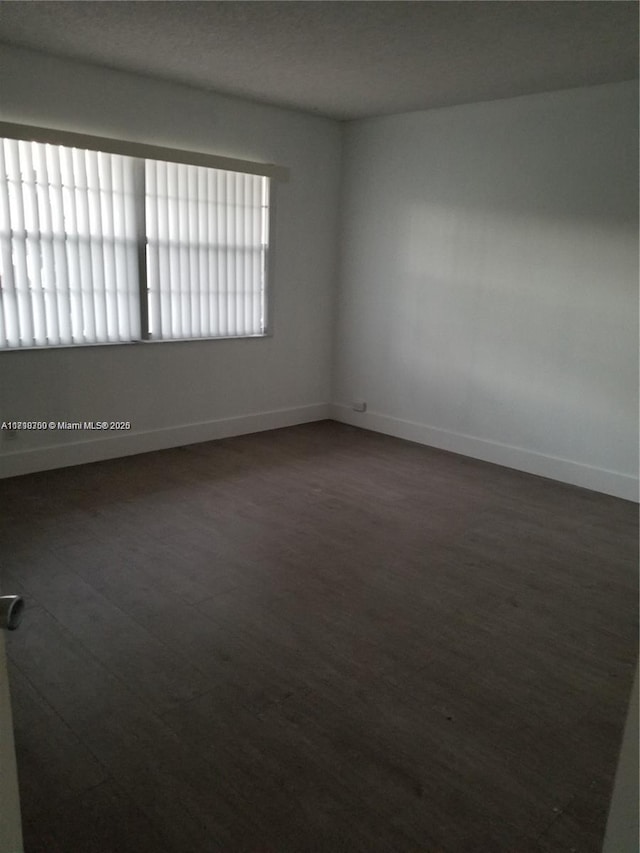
[145,160,269,341]
[0,131,274,349]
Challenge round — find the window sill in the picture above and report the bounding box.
[0,332,272,353]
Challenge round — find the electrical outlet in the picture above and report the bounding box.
[352,400,367,413]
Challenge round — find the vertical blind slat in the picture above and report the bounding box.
[158,160,172,338]
[0,141,20,347]
[262,177,270,332]
[19,141,48,346]
[5,140,35,346]
[219,169,227,337]
[32,144,59,344]
[167,162,180,338]
[178,164,189,338]
[228,171,236,335]
[73,148,96,342]
[252,176,260,333]
[44,145,72,344]
[145,159,160,338]
[197,167,208,338]
[183,163,191,338]
[247,174,254,335]
[110,152,129,341]
[59,147,81,342]
[85,150,109,341]
[245,174,252,335]
[240,174,245,335]
[190,165,198,337]
[236,172,243,335]
[209,169,216,337]
[123,156,140,339]
[99,152,119,340]
[251,175,257,333]
[112,155,130,340]
[112,155,128,339]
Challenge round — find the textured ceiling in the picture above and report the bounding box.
[0,1,637,120]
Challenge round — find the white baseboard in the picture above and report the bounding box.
[0,403,331,479]
[3,401,636,502]
[330,404,639,502]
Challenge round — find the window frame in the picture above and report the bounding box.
[0,121,287,351]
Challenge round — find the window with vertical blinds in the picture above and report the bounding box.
[0,136,271,349]
[0,139,140,348]
[145,161,269,341]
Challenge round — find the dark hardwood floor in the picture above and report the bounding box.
[1,420,637,852]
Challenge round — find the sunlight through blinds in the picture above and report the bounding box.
[0,139,139,348]
[145,160,269,340]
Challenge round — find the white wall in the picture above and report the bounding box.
[0,45,342,476]
[333,81,639,500]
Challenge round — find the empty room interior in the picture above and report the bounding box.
[0,2,638,852]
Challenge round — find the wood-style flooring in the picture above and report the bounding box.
[1,420,637,852]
